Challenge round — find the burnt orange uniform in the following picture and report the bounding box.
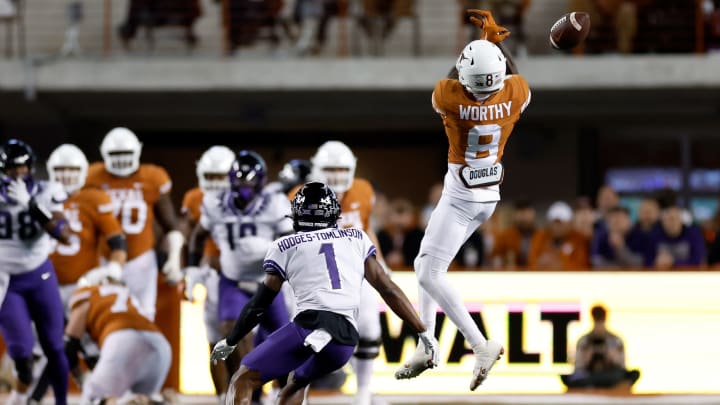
[289,178,375,231]
[181,187,220,256]
[69,285,159,347]
[527,229,590,271]
[51,189,123,285]
[432,75,530,202]
[85,163,171,260]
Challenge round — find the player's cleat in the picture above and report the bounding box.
[394,339,434,380]
[470,340,504,390]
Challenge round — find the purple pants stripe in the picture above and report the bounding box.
[242,322,355,384]
[0,259,68,405]
[218,274,289,334]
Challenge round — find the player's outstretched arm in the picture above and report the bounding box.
[64,300,90,385]
[210,274,284,362]
[188,222,211,267]
[365,256,439,366]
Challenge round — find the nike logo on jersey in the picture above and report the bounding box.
[41,272,51,280]
[350,202,360,209]
[459,101,512,121]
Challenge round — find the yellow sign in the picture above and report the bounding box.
[180,272,720,394]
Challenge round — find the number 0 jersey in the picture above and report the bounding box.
[433,75,530,202]
[263,228,377,329]
[0,180,66,274]
[200,188,293,282]
[85,163,171,260]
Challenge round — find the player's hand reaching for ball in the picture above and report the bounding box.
[467,9,511,43]
[418,330,440,369]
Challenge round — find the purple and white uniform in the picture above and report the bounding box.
[200,188,292,326]
[0,180,69,405]
[240,227,376,384]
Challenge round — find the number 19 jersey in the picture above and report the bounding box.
[432,75,530,202]
[263,227,377,329]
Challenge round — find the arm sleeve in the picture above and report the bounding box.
[362,231,377,262]
[68,289,91,310]
[432,80,445,114]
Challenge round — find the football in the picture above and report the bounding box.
[549,12,591,50]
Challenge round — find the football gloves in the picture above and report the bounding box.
[467,9,511,44]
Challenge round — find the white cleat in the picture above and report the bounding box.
[394,339,434,380]
[470,340,504,391]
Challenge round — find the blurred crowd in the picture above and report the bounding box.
[106,0,713,55]
[371,183,720,271]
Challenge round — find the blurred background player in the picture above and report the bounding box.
[84,127,185,392]
[289,140,385,405]
[210,182,439,405]
[395,10,529,390]
[65,276,171,404]
[274,159,312,195]
[0,139,72,405]
[29,144,128,403]
[189,150,293,395]
[180,145,235,403]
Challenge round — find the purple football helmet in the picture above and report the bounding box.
[229,150,267,209]
[0,139,36,202]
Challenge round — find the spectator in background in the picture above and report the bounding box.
[294,0,341,55]
[594,185,619,231]
[118,0,202,48]
[491,199,537,269]
[574,197,596,240]
[635,0,696,53]
[561,305,640,389]
[377,198,424,268]
[420,182,443,229]
[645,205,706,269]
[528,201,590,270]
[591,206,645,268]
[569,0,639,54]
[634,197,660,237]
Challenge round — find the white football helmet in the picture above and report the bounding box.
[310,141,356,194]
[100,127,142,177]
[46,144,88,195]
[456,40,507,94]
[196,145,235,192]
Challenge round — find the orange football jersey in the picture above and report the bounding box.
[51,189,123,285]
[69,284,160,347]
[432,75,530,166]
[85,163,171,260]
[288,178,375,231]
[181,186,220,257]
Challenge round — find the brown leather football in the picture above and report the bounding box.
[549,12,591,50]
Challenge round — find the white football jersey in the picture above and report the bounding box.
[0,180,67,274]
[263,227,377,329]
[200,188,293,281]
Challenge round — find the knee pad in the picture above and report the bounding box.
[353,338,381,360]
[14,357,33,385]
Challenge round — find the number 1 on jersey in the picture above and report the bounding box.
[319,243,341,290]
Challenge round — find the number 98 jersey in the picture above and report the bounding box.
[263,228,377,329]
[200,189,293,282]
[432,74,530,202]
[0,181,67,274]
